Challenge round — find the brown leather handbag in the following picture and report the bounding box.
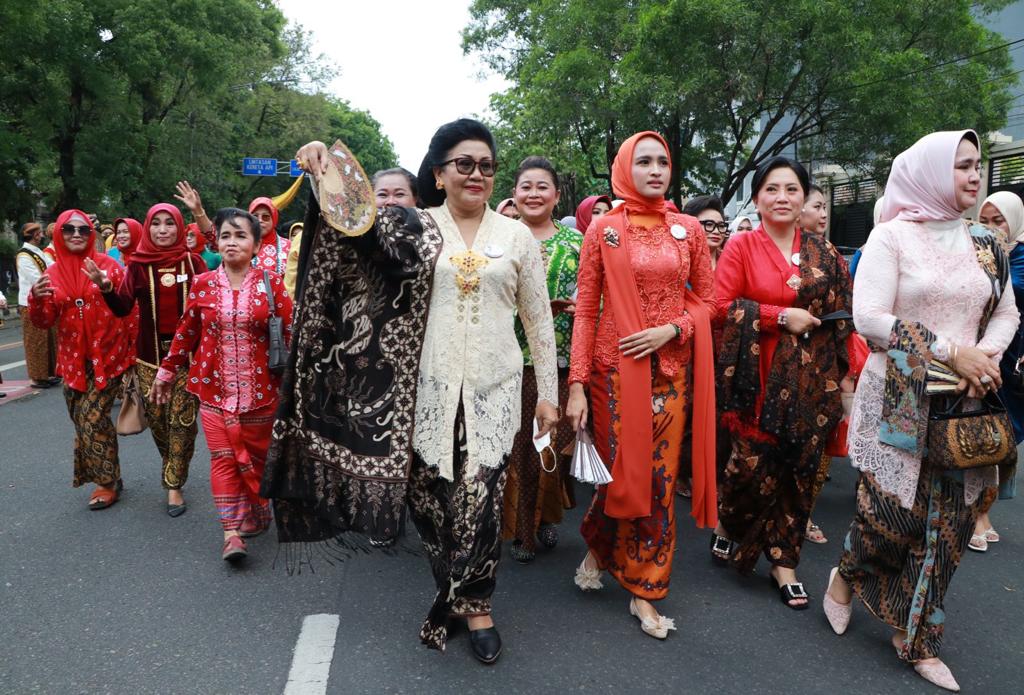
[116,368,148,436]
[927,393,1017,470]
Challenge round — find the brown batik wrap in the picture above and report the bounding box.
[261,199,443,553]
[135,362,198,489]
[716,232,852,573]
[65,369,124,487]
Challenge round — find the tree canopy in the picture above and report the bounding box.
[0,0,397,227]
[465,0,1020,207]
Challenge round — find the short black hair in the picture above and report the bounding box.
[416,118,497,208]
[213,207,260,245]
[808,183,825,197]
[372,167,419,200]
[751,156,810,198]
[514,156,560,189]
[682,195,724,217]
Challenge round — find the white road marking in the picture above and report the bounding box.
[284,614,341,695]
[0,360,26,372]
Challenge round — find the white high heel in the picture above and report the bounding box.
[574,553,603,591]
[629,597,676,640]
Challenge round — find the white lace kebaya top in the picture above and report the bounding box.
[849,219,1019,508]
[413,202,559,481]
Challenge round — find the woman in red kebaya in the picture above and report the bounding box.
[84,203,206,517]
[565,131,718,639]
[153,208,292,562]
[28,210,135,509]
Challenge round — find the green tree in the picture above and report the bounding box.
[465,0,1019,207]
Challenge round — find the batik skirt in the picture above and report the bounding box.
[407,401,509,651]
[717,423,824,574]
[20,306,56,382]
[136,362,198,490]
[65,368,124,488]
[501,367,575,553]
[580,364,689,600]
[199,403,275,532]
[839,467,991,661]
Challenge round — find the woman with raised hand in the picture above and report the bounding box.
[565,131,718,639]
[501,155,582,564]
[28,211,134,509]
[824,131,1017,692]
[84,203,206,517]
[711,156,852,610]
[270,119,558,664]
[153,208,292,562]
[970,190,1024,552]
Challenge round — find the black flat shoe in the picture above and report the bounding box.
[469,627,502,664]
[510,541,535,564]
[709,533,733,565]
[167,502,187,517]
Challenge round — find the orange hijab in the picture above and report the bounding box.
[598,132,717,526]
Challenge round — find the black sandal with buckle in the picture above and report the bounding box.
[709,533,733,564]
[771,576,810,611]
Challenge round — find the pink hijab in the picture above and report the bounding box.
[880,129,979,223]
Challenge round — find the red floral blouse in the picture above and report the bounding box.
[156,267,292,413]
[569,215,715,383]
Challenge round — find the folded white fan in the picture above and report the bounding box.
[570,428,613,485]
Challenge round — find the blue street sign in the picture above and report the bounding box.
[289,159,304,177]
[242,157,277,176]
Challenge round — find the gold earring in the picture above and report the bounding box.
[436,179,444,190]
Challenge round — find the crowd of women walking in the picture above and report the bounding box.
[13,118,1023,692]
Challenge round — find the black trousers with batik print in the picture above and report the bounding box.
[717,430,823,574]
[839,467,990,661]
[65,368,124,488]
[407,403,509,651]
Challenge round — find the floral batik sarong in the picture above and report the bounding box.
[19,306,56,381]
[65,370,123,487]
[839,467,989,661]
[201,403,275,532]
[580,365,689,600]
[136,362,198,490]
[407,402,508,651]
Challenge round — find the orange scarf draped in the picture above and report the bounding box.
[599,131,716,526]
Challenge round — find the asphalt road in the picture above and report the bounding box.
[1,319,1022,694]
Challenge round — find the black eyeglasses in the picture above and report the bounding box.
[60,224,91,237]
[441,157,498,177]
[700,220,729,234]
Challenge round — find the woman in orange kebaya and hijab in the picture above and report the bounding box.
[565,131,718,639]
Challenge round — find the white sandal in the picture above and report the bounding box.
[968,533,988,553]
[984,527,1000,543]
[574,553,603,591]
[629,597,675,640]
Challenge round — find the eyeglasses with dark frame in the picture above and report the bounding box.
[440,156,498,177]
[60,224,91,237]
[700,220,730,234]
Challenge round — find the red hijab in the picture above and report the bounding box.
[574,195,612,235]
[248,197,280,245]
[112,217,143,264]
[598,131,717,526]
[185,222,203,251]
[50,209,107,302]
[131,203,189,266]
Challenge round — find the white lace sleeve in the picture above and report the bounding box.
[976,277,1020,358]
[516,232,559,408]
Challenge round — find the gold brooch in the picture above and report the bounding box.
[976,246,997,276]
[449,250,489,297]
[603,227,619,248]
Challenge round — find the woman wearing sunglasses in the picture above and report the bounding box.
[28,212,135,509]
[272,119,558,664]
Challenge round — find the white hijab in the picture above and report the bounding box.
[981,191,1024,243]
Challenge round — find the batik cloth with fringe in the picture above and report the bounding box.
[261,199,443,555]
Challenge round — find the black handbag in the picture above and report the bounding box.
[927,392,1018,471]
[263,270,286,375]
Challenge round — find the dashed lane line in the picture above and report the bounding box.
[284,614,341,695]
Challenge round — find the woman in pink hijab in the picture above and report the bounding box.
[822,130,1018,692]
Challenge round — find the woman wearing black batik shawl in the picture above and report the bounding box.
[263,120,559,665]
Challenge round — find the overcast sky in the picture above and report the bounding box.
[277,0,508,170]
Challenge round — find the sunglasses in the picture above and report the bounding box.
[700,220,729,234]
[60,224,91,237]
[441,157,498,177]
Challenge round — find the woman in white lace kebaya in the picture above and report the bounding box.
[823,130,1018,692]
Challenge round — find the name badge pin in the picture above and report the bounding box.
[484,244,504,259]
[670,224,687,240]
[791,253,801,266]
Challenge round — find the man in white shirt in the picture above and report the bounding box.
[16,222,59,388]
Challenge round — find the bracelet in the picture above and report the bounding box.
[951,344,959,370]
[778,309,788,326]
[671,323,681,338]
